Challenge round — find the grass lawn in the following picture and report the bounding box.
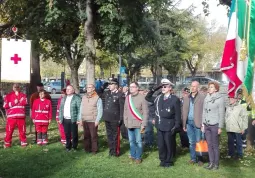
[0,120,254,178]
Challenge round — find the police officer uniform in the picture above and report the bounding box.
[103,79,125,156]
[146,79,181,167]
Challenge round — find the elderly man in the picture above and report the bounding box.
[146,79,181,167]
[103,78,125,157]
[79,84,103,154]
[59,85,81,151]
[124,82,148,164]
[182,81,205,166]
[3,84,28,148]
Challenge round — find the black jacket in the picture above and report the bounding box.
[103,90,125,122]
[154,94,181,132]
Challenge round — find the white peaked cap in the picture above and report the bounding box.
[161,78,174,86]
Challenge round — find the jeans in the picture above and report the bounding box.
[227,132,243,157]
[186,120,202,162]
[128,128,143,160]
[144,120,154,147]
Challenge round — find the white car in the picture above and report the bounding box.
[44,81,62,94]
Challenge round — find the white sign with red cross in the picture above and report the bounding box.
[1,38,31,83]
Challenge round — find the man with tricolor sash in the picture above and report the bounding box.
[124,82,148,164]
[146,79,181,168]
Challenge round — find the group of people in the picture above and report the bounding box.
[2,79,255,170]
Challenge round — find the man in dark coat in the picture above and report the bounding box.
[103,79,125,156]
[146,79,181,167]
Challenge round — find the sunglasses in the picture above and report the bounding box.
[162,85,170,88]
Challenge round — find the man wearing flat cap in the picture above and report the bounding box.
[103,78,125,156]
[145,79,181,167]
[30,82,51,142]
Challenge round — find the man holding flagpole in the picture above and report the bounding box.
[124,82,148,164]
[220,0,255,150]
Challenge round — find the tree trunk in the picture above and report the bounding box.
[30,49,41,94]
[185,59,198,77]
[150,64,156,83]
[155,64,162,85]
[70,67,80,94]
[100,64,104,79]
[85,0,95,86]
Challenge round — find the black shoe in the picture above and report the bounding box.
[164,163,171,168]
[159,162,165,167]
[213,165,219,170]
[204,163,214,170]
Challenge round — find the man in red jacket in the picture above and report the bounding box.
[32,90,52,145]
[3,83,28,148]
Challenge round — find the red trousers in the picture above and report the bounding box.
[4,118,27,147]
[57,122,66,144]
[35,124,49,133]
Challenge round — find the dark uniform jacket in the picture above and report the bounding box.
[103,90,125,122]
[154,94,181,132]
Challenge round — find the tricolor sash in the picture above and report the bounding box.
[127,95,143,122]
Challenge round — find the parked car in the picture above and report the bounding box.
[44,81,62,94]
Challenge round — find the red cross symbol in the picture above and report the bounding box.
[11,54,21,64]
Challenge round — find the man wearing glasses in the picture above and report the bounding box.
[146,79,181,167]
[103,78,125,157]
[124,82,148,164]
[79,84,103,154]
[3,84,28,148]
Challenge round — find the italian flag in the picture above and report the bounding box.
[220,0,247,98]
[243,0,255,107]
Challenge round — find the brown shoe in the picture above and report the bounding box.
[129,157,135,161]
[135,159,142,164]
[198,161,204,166]
[188,160,196,165]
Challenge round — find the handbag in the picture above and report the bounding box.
[195,133,208,156]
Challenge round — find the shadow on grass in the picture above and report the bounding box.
[0,144,85,178]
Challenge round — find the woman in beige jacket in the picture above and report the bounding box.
[225,96,248,159]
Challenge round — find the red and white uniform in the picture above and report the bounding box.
[56,96,66,144]
[32,98,52,133]
[3,91,28,147]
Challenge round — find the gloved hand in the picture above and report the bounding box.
[118,120,123,126]
[152,85,162,92]
[171,126,176,135]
